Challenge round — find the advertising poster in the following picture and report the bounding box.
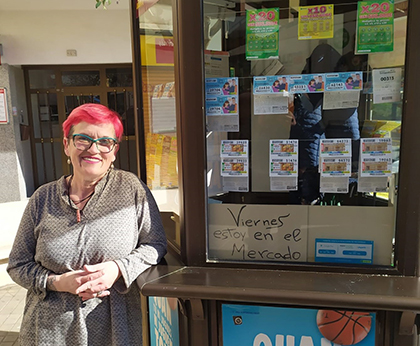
[298,4,334,40]
[246,8,280,60]
[356,0,394,54]
[0,88,8,124]
[372,68,402,104]
[325,72,363,92]
[222,304,376,346]
[253,76,289,94]
[221,141,249,192]
[289,74,326,93]
[149,296,179,346]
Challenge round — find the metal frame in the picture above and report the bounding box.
[173,0,420,276]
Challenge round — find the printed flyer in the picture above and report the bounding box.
[246,8,280,60]
[372,68,402,104]
[289,74,326,93]
[222,304,376,346]
[253,76,289,94]
[298,4,334,40]
[356,0,394,54]
[325,72,363,92]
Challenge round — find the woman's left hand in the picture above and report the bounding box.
[76,261,122,301]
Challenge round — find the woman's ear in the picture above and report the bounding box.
[63,137,70,156]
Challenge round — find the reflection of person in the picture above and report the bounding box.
[345,77,354,89]
[222,82,230,95]
[272,80,280,92]
[352,74,362,89]
[229,79,237,94]
[315,75,324,91]
[7,104,167,345]
[229,98,237,113]
[308,79,316,91]
[222,100,230,113]
[278,76,288,91]
[290,43,361,205]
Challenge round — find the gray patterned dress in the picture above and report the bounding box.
[7,169,167,346]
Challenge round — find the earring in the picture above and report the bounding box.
[111,162,114,169]
[67,157,71,165]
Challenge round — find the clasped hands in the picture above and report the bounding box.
[48,261,121,301]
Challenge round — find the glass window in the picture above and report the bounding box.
[28,70,56,89]
[139,0,180,249]
[61,70,100,87]
[204,0,408,267]
[106,68,133,87]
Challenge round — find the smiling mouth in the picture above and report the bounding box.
[82,157,102,163]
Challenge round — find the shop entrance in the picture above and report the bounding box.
[24,64,136,188]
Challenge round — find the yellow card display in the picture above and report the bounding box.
[299,4,334,40]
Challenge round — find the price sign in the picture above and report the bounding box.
[356,0,394,54]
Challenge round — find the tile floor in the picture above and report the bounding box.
[0,264,26,346]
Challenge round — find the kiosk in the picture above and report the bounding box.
[130,0,420,345]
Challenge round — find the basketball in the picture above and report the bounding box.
[316,310,372,345]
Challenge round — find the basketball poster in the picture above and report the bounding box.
[222,304,375,346]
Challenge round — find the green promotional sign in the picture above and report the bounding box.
[356,0,394,54]
[246,8,280,60]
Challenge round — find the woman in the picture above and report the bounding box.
[7,104,167,345]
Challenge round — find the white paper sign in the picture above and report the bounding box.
[323,91,360,110]
[208,204,308,262]
[270,177,298,191]
[320,176,349,193]
[222,176,249,192]
[254,94,289,115]
[373,68,402,104]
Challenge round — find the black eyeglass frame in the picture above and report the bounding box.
[71,133,119,153]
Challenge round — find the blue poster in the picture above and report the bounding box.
[149,296,180,346]
[253,76,289,94]
[315,239,374,264]
[325,72,363,91]
[289,74,325,93]
[205,77,239,115]
[222,304,375,346]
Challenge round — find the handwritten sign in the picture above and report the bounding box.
[208,204,308,262]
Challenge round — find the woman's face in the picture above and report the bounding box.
[63,121,118,181]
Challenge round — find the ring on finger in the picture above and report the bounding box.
[97,291,103,296]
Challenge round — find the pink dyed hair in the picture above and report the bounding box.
[62,104,124,141]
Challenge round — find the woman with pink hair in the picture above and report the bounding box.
[8,103,167,345]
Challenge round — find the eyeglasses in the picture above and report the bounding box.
[72,134,118,153]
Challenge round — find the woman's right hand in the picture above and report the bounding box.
[47,270,106,295]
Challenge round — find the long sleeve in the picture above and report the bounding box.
[7,195,50,299]
[114,181,167,293]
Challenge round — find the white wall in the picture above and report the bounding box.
[0,9,132,65]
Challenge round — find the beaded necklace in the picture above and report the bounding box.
[68,175,94,223]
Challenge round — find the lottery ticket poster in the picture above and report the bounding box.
[221,140,249,192]
[246,8,280,60]
[356,0,394,54]
[269,140,298,191]
[253,76,289,94]
[325,72,363,92]
[289,74,326,93]
[298,4,334,40]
